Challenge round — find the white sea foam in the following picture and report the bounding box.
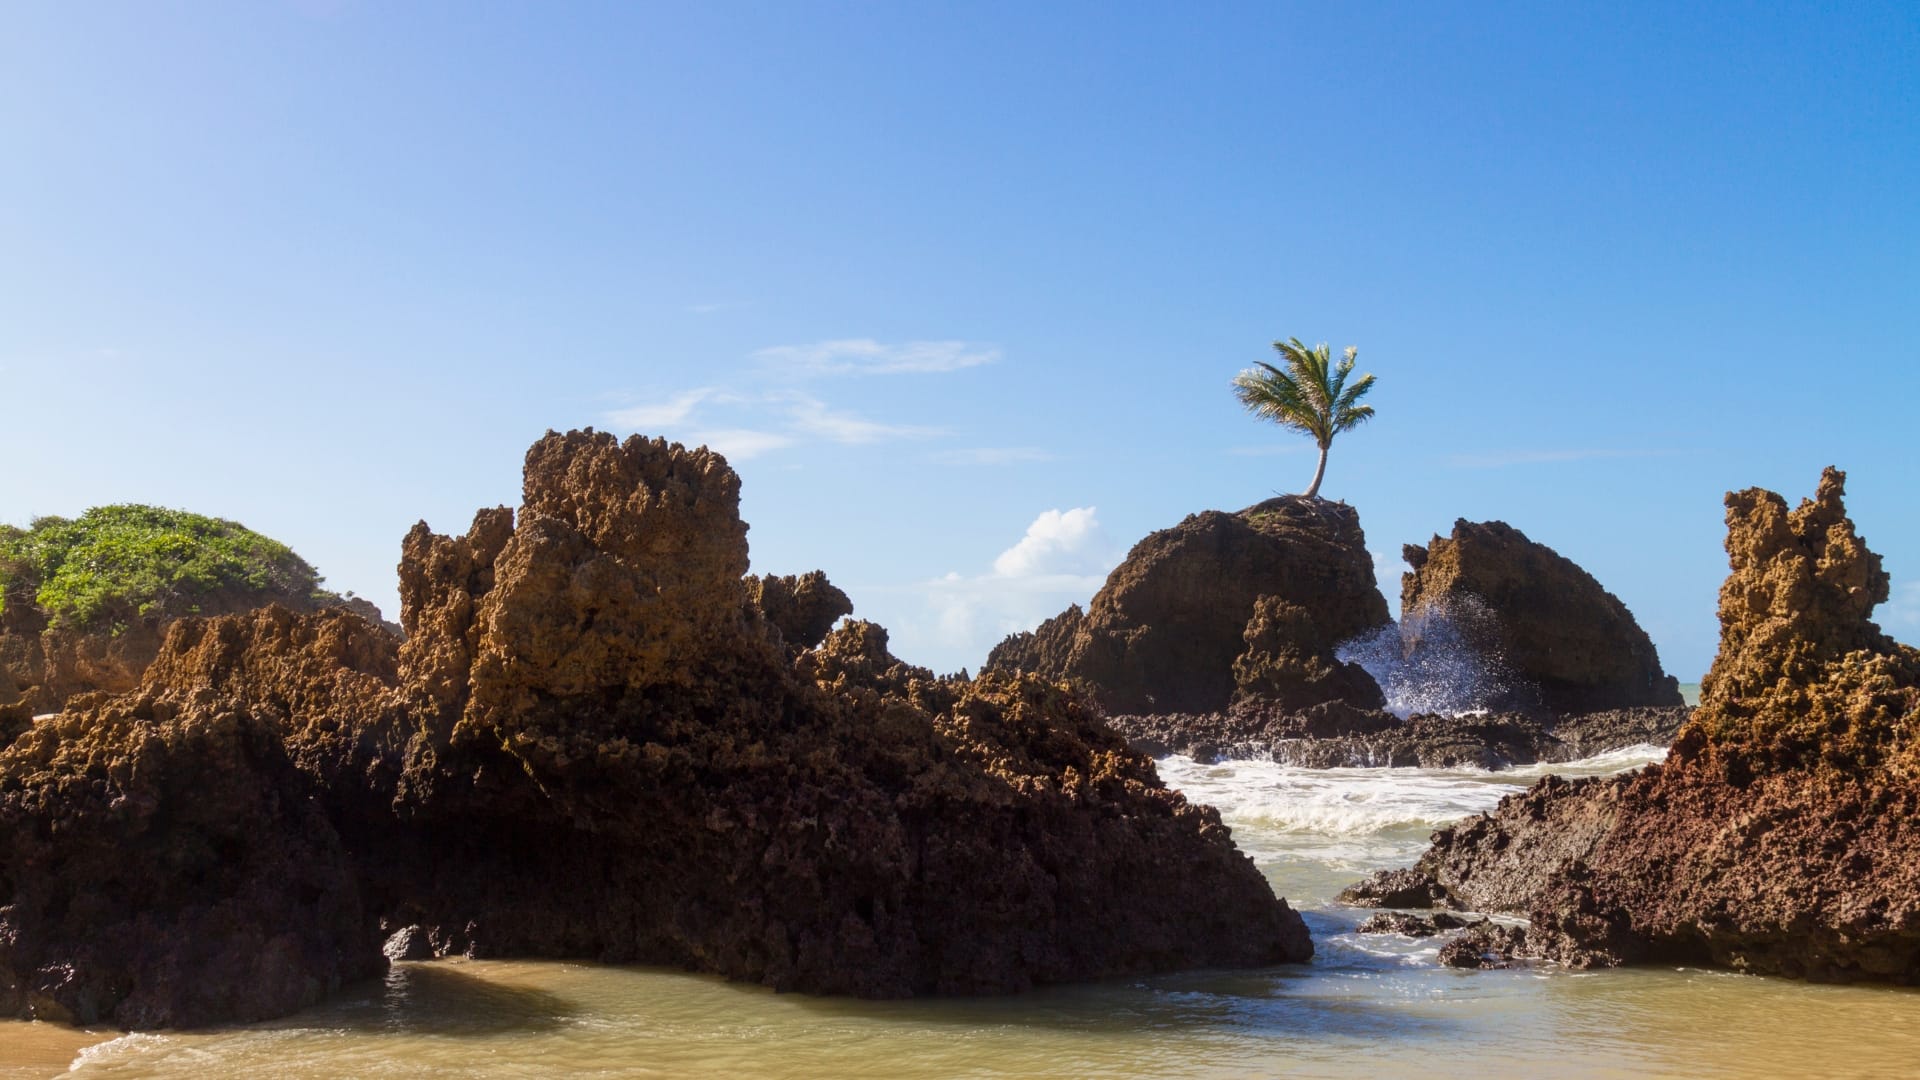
[1158,745,1665,839]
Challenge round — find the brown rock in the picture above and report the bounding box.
[987,496,1390,715]
[1401,520,1681,713]
[1369,469,1920,983]
[0,428,1312,1028]
[748,570,854,653]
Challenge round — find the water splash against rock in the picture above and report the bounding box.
[1336,596,1533,718]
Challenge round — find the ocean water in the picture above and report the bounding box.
[7,748,1917,1079]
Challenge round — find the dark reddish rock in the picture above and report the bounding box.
[986,496,1390,715]
[1359,911,1438,936]
[1400,520,1681,714]
[1436,923,1532,969]
[0,429,1311,1029]
[1352,469,1920,984]
[1337,867,1453,910]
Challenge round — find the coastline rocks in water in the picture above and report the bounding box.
[1357,911,1479,937]
[986,496,1390,715]
[1107,703,1690,770]
[0,429,1310,1028]
[1346,469,1920,984]
[0,607,399,1027]
[1399,520,1681,714]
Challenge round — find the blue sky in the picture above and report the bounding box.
[3,2,1916,679]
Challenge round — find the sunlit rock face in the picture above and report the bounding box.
[989,495,1390,715]
[1398,520,1681,715]
[0,429,1309,1029]
[1348,469,1920,983]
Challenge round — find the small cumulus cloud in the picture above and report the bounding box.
[891,507,1116,670]
[993,507,1106,578]
[754,339,1000,377]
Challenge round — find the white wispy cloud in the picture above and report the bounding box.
[784,394,943,444]
[605,389,934,458]
[930,447,1055,466]
[684,428,796,461]
[1447,448,1675,469]
[754,339,1000,377]
[605,388,719,429]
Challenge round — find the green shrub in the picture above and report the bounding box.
[0,504,333,631]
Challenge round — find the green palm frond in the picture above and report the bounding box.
[1233,338,1376,447]
[1230,337,1378,498]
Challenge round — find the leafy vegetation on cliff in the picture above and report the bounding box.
[0,505,331,630]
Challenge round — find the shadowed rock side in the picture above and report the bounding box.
[1343,469,1920,983]
[0,429,1309,1028]
[987,496,1390,715]
[1108,704,1689,770]
[1401,520,1681,714]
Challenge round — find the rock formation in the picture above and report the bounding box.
[747,570,853,653]
[987,496,1390,715]
[1400,520,1681,713]
[1342,469,1920,983]
[0,566,394,720]
[0,429,1311,1028]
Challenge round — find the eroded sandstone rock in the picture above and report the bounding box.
[987,496,1390,715]
[1400,520,1681,713]
[1348,469,1920,984]
[0,429,1311,1027]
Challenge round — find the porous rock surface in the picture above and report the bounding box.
[0,577,395,722]
[0,429,1310,1028]
[1400,520,1681,714]
[1343,469,1920,983]
[986,496,1390,715]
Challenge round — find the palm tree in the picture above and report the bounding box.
[1232,338,1377,499]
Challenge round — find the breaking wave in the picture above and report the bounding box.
[1336,596,1530,717]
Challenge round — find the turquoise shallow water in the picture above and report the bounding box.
[7,747,1917,1078]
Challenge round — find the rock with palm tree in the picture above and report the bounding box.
[1232,338,1377,499]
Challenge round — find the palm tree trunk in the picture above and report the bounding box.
[1302,442,1329,498]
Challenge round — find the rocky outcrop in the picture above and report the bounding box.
[1343,469,1920,984]
[984,604,1082,679]
[747,571,853,653]
[0,607,399,1028]
[0,429,1310,1028]
[986,496,1390,715]
[0,581,395,719]
[1107,703,1689,770]
[1400,521,1681,714]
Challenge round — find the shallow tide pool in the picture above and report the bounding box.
[8,749,1917,1079]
